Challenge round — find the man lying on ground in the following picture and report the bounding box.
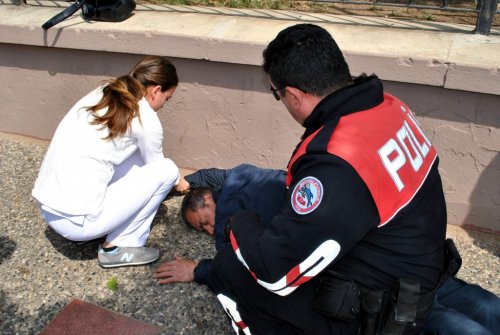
[154,164,286,285]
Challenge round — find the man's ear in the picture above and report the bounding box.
[203,193,214,206]
[285,86,322,124]
[285,87,305,109]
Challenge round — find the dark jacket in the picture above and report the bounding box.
[229,75,447,295]
[185,164,287,284]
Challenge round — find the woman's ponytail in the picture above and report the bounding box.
[88,75,145,140]
[86,56,178,140]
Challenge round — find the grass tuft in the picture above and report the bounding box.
[107,276,118,292]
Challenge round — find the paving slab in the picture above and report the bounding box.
[39,298,160,335]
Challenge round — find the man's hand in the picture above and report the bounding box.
[154,256,198,284]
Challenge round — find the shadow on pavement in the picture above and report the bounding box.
[44,227,103,261]
[0,236,16,265]
[42,203,170,261]
[0,290,66,334]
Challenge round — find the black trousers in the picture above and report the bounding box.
[207,245,360,335]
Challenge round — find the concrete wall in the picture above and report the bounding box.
[1,2,499,232]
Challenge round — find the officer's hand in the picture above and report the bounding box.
[153,256,198,284]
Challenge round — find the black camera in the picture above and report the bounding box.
[42,0,136,30]
[82,0,136,22]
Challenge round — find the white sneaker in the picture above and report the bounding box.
[98,245,159,268]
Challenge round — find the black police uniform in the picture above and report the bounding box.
[208,76,447,335]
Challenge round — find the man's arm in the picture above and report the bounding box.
[185,168,228,194]
[193,259,213,285]
[167,168,228,199]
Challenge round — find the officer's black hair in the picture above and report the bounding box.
[263,24,353,97]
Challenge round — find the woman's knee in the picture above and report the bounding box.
[153,158,180,186]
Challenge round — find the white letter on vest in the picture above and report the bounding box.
[406,111,431,157]
[397,121,423,172]
[379,138,406,191]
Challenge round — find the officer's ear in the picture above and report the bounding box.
[285,87,319,125]
[284,87,303,106]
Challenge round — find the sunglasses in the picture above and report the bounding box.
[270,85,284,101]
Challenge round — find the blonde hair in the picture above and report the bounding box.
[87,56,178,140]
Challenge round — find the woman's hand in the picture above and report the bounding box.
[154,256,198,284]
[175,176,190,194]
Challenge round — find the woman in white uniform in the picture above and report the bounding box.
[32,56,189,268]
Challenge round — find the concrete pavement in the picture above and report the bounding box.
[0,132,498,334]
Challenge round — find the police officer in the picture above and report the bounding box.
[207,24,448,335]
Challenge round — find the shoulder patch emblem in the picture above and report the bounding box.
[291,176,323,215]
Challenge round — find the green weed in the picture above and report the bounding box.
[107,276,118,292]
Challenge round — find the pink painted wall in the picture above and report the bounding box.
[1,4,499,232]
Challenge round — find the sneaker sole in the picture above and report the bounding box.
[99,256,159,268]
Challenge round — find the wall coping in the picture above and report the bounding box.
[0,1,500,95]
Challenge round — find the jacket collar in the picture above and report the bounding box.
[302,75,384,139]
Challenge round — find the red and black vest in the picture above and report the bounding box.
[286,93,437,226]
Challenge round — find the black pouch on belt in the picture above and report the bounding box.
[360,289,389,335]
[381,278,420,335]
[439,239,462,286]
[313,270,361,323]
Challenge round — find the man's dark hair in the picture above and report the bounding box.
[180,187,213,226]
[263,24,352,96]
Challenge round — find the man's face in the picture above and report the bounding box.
[185,203,216,235]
